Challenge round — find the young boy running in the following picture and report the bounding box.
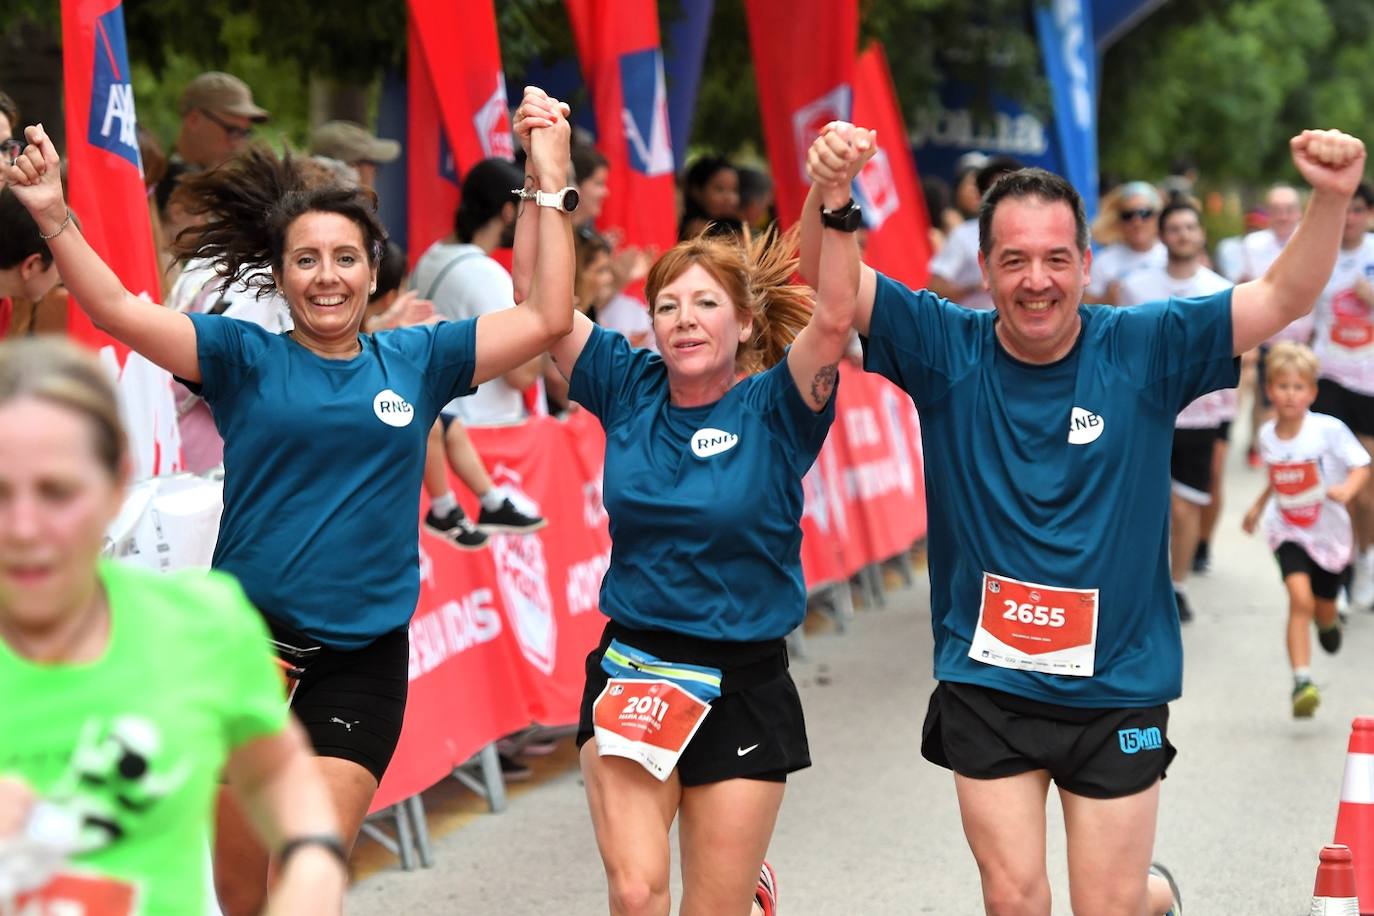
[1243,342,1370,717]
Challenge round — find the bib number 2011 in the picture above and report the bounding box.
[622,694,671,724]
[1001,600,1065,628]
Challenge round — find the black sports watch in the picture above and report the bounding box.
[820,199,863,232]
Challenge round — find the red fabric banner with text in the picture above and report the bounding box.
[405,0,513,266]
[564,0,677,254]
[852,43,933,290]
[61,0,180,479]
[744,0,858,227]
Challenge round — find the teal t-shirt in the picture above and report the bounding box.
[863,274,1237,707]
[0,561,287,914]
[569,325,835,641]
[188,314,478,648]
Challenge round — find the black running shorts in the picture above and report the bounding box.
[921,681,1175,799]
[1171,426,1220,505]
[1274,541,1348,601]
[266,617,409,783]
[1314,378,1374,439]
[577,620,810,786]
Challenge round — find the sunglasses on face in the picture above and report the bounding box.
[200,109,253,141]
[1120,208,1157,223]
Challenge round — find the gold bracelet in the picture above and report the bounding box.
[39,209,72,241]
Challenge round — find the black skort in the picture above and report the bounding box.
[266,616,409,783]
[921,681,1175,799]
[577,620,810,786]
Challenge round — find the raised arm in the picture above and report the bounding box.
[471,94,576,386]
[4,125,200,381]
[788,123,876,410]
[510,87,569,306]
[1232,130,1366,354]
[798,122,878,335]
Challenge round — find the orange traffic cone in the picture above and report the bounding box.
[1311,845,1360,915]
[1334,718,1374,913]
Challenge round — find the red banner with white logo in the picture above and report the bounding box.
[852,43,932,290]
[830,367,927,567]
[744,0,858,228]
[405,0,512,268]
[564,0,677,254]
[373,375,926,811]
[465,418,613,723]
[61,0,181,480]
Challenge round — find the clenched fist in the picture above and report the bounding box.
[1291,129,1367,198]
[806,121,878,210]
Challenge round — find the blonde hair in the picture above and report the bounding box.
[1265,341,1320,384]
[0,338,125,474]
[645,224,813,375]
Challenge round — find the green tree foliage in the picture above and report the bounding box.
[1098,0,1374,186]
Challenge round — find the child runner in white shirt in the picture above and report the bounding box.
[1243,342,1370,717]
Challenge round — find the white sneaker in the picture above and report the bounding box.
[1353,548,1374,610]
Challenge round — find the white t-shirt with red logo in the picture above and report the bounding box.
[1243,229,1315,345]
[1118,264,1237,428]
[1258,411,1370,572]
[1313,235,1374,395]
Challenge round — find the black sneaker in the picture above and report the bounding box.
[499,752,532,781]
[1174,589,1194,624]
[478,497,547,533]
[1191,541,1210,574]
[1318,623,1343,654]
[424,507,489,550]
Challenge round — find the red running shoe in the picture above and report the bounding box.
[754,860,779,916]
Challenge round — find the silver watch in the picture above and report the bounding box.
[512,186,578,212]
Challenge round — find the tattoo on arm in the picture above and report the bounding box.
[810,363,839,406]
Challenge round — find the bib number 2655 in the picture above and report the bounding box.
[1001,600,1065,628]
[970,572,1099,677]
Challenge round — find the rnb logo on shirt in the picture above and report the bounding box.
[691,428,739,459]
[1067,406,1105,445]
[372,389,414,428]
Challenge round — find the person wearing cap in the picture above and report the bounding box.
[309,120,399,191]
[926,155,1022,310]
[155,72,269,231]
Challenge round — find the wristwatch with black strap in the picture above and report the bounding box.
[820,198,863,232]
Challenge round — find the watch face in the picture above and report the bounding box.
[562,187,581,213]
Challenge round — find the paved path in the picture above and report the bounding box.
[349,445,1373,914]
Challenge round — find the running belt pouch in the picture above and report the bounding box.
[599,639,724,704]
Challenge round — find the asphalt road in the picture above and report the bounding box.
[348,443,1372,915]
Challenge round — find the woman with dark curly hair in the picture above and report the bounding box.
[4,87,575,911]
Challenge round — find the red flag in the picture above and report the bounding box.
[406,0,513,266]
[62,0,180,477]
[564,0,677,254]
[852,43,932,289]
[744,0,858,228]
